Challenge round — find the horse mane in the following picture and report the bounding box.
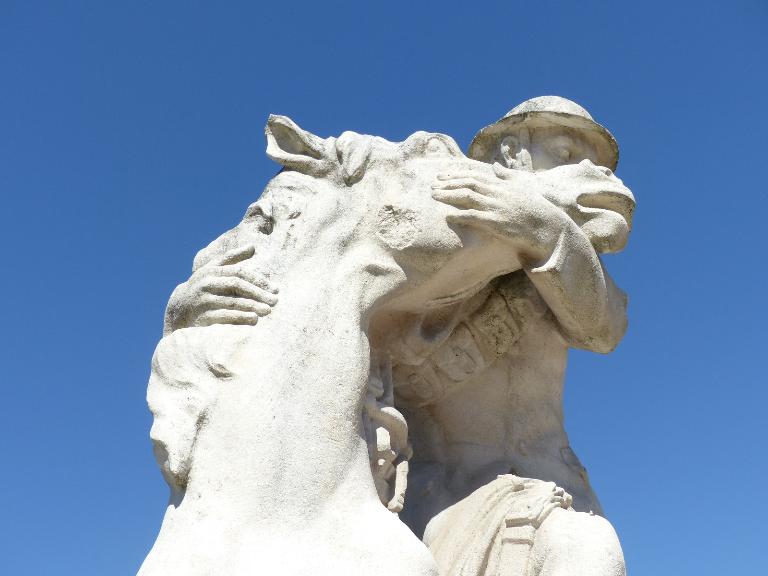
[235,127,379,260]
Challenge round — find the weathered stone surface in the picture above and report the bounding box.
[139,97,634,576]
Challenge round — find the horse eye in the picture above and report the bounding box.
[426,137,447,154]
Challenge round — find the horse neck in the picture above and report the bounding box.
[178,233,391,533]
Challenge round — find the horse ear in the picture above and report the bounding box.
[265,115,330,174]
[336,131,372,185]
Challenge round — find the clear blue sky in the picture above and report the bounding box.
[1,1,766,574]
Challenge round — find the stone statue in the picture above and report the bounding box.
[395,97,632,576]
[139,97,635,576]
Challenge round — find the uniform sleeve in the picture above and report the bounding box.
[524,220,627,353]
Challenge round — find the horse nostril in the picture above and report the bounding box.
[578,190,635,224]
[580,159,613,177]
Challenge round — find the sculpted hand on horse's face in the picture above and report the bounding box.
[163,244,279,335]
[432,160,635,259]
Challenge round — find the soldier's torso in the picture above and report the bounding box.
[395,272,602,536]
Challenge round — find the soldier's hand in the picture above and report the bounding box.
[430,169,568,263]
[164,244,279,333]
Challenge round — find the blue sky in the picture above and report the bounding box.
[1,1,766,574]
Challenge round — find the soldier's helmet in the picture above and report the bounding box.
[468,96,619,171]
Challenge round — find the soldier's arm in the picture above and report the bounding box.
[524,222,627,353]
[431,168,628,353]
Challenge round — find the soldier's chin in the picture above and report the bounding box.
[582,213,630,254]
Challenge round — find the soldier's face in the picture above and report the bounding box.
[499,127,600,172]
[498,126,632,254]
[528,127,599,171]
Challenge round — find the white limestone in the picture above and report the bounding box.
[139,97,635,576]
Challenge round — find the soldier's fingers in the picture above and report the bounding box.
[434,189,507,214]
[201,268,277,306]
[202,277,276,303]
[216,265,279,294]
[197,294,273,315]
[195,310,259,327]
[239,283,277,306]
[445,209,504,233]
[216,244,256,266]
[432,177,498,196]
[431,188,494,210]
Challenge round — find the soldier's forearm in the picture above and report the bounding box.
[524,222,627,353]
